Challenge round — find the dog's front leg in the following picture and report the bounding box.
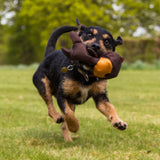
[57,95,79,133]
[93,94,127,130]
[61,104,76,142]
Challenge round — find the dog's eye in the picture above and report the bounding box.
[87,33,93,38]
[104,39,109,45]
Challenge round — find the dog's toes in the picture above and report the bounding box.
[56,116,64,123]
[48,111,64,123]
[113,121,127,130]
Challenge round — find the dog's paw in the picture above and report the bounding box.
[64,116,79,133]
[48,111,64,123]
[113,121,127,130]
[56,116,64,123]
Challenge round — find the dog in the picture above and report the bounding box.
[33,19,127,141]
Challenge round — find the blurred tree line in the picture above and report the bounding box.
[0,0,160,64]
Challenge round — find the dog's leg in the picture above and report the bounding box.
[33,73,63,123]
[57,95,79,133]
[61,104,76,141]
[61,121,72,142]
[93,94,127,130]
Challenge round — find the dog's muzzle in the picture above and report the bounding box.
[91,43,100,52]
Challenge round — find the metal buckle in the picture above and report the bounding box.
[67,65,74,71]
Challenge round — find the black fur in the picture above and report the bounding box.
[33,22,120,114]
[33,20,126,138]
[44,26,78,57]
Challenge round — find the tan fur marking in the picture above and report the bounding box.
[97,101,127,130]
[63,78,107,104]
[78,24,82,30]
[61,121,72,141]
[63,100,79,133]
[69,104,76,112]
[93,29,98,35]
[97,101,120,123]
[78,87,89,103]
[63,78,90,103]
[63,78,81,96]
[41,77,52,105]
[99,40,112,52]
[103,34,109,39]
[83,38,96,45]
[41,76,62,123]
[90,80,107,95]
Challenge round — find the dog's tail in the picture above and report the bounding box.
[44,26,78,57]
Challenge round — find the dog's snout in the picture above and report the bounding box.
[91,43,100,51]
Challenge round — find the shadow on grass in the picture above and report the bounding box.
[19,116,160,158]
[21,117,130,150]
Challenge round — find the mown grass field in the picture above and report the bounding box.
[0,66,160,160]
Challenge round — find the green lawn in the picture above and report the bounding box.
[0,67,160,160]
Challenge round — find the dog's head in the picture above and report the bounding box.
[76,18,123,58]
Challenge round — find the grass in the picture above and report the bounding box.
[0,66,160,160]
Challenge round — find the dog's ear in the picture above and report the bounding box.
[114,36,123,46]
[76,18,86,33]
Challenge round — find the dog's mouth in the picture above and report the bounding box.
[87,47,99,58]
[78,44,104,72]
[86,44,104,58]
[77,47,98,72]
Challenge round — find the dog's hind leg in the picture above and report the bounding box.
[33,72,64,123]
[93,94,127,130]
[57,95,79,133]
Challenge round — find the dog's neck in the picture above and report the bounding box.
[61,62,99,82]
[76,63,99,82]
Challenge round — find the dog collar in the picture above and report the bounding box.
[61,65,74,73]
[61,64,99,82]
[77,68,89,81]
[77,68,99,82]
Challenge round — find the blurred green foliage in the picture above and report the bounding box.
[117,38,160,63]
[0,0,160,64]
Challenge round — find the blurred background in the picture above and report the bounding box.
[0,0,160,65]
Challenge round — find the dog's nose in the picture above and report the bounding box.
[91,43,100,51]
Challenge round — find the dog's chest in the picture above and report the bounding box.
[62,78,106,104]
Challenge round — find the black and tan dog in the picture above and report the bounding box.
[33,19,127,141]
